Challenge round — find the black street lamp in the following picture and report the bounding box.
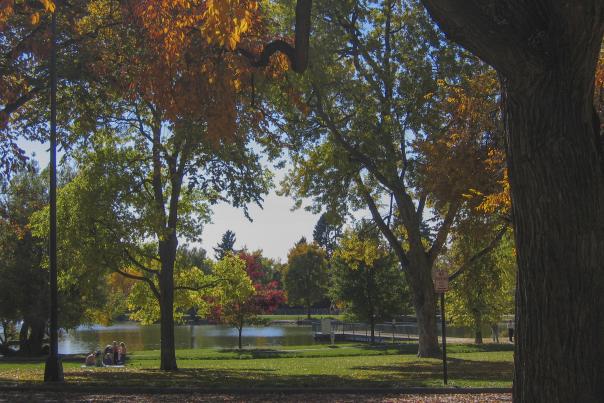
[44,4,63,383]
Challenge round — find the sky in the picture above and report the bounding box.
[18,139,323,262]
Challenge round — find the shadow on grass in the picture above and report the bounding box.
[0,357,512,389]
[352,357,513,383]
[0,368,395,389]
[355,343,513,354]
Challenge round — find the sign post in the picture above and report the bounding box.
[433,270,449,385]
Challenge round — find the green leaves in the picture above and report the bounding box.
[284,242,328,309]
[331,222,412,322]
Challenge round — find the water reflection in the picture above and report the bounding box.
[59,322,315,354]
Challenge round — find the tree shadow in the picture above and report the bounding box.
[0,357,512,389]
[352,357,513,383]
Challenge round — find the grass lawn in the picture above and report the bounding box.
[0,343,513,389]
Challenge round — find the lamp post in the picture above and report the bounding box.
[44,4,63,382]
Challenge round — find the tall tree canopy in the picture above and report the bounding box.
[284,240,328,319]
[331,222,412,343]
[278,0,506,356]
[1,164,105,355]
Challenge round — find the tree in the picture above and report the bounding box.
[0,165,48,355]
[312,213,343,258]
[419,2,604,400]
[214,230,237,260]
[331,222,412,343]
[284,241,329,319]
[0,0,313,370]
[442,224,516,344]
[31,122,270,370]
[0,164,104,355]
[212,252,285,349]
[0,1,131,179]
[278,0,506,356]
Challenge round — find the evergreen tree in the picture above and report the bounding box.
[214,230,237,260]
[312,213,343,257]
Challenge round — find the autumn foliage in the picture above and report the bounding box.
[416,70,509,217]
[0,0,290,144]
[118,0,289,141]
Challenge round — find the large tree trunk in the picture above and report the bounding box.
[28,319,45,356]
[474,313,483,345]
[18,321,29,353]
[159,237,178,371]
[505,66,604,402]
[418,1,604,400]
[407,254,440,357]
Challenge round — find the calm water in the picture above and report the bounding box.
[58,323,315,354]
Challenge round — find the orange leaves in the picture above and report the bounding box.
[201,0,259,50]
[415,69,507,214]
[0,0,15,27]
[0,0,55,27]
[39,0,55,13]
[117,0,283,143]
[132,0,205,63]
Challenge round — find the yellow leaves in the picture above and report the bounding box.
[334,231,387,268]
[1,0,54,28]
[40,0,55,13]
[201,0,259,50]
[34,0,54,13]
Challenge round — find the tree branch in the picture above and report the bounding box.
[114,267,160,300]
[0,86,45,119]
[174,280,220,292]
[450,223,509,281]
[427,199,460,265]
[354,174,410,269]
[124,249,159,276]
[314,87,399,194]
[420,0,541,76]
[239,0,312,73]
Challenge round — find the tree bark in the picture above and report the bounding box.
[238,325,243,350]
[28,319,45,356]
[18,321,29,353]
[505,71,604,402]
[158,236,178,371]
[474,313,483,344]
[419,1,604,400]
[406,253,440,357]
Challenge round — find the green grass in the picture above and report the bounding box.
[0,343,513,389]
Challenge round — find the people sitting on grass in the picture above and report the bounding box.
[95,350,103,367]
[112,341,119,365]
[117,342,127,364]
[103,351,113,365]
[86,343,127,366]
[85,351,96,366]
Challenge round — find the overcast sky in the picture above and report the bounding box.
[18,139,321,262]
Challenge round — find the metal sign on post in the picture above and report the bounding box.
[433,269,449,293]
[433,269,449,385]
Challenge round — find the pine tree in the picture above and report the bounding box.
[214,230,237,260]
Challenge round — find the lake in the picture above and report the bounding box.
[58,322,315,354]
